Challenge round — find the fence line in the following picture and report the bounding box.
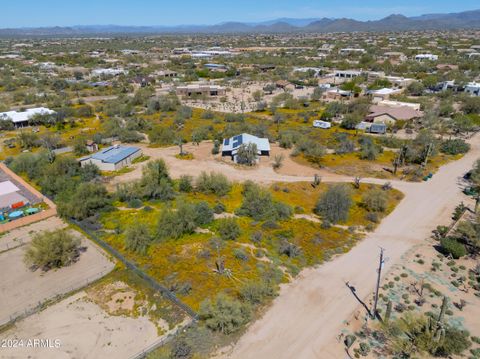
[0,267,111,328]
[130,321,195,359]
[70,219,198,320]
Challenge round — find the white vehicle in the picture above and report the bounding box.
[313,120,332,129]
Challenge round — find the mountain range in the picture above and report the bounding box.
[1,9,480,37]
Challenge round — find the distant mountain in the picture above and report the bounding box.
[0,9,479,37]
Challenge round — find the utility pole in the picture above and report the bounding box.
[372,248,385,319]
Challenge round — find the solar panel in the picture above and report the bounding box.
[232,135,243,148]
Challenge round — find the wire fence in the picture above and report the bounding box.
[130,320,195,359]
[69,219,198,320]
[0,267,111,328]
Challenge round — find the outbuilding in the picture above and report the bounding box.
[79,145,142,171]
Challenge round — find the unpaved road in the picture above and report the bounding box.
[220,133,480,359]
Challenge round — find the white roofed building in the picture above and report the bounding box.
[221,133,270,163]
[0,107,55,127]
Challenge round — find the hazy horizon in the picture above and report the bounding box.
[2,1,480,28]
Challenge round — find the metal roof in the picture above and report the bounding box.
[222,133,270,152]
[91,146,140,164]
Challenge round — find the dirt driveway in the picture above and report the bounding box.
[108,141,398,190]
[0,228,114,325]
[219,133,480,359]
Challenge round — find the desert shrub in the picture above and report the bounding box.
[199,294,251,334]
[170,339,192,359]
[127,198,143,208]
[195,172,231,196]
[239,280,276,305]
[362,189,388,212]
[440,237,467,259]
[213,202,226,214]
[140,159,175,201]
[57,182,110,220]
[315,184,352,223]
[233,248,249,261]
[24,230,81,271]
[218,218,241,241]
[386,313,471,357]
[279,240,302,258]
[124,223,151,254]
[157,202,197,240]
[178,175,193,193]
[359,136,382,160]
[236,181,292,221]
[440,139,470,155]
[236,143,258,166]
[194,201,214,226]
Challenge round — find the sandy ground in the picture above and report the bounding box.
[217,132,480,359]
[342,226,480,357]
[0,228,114,325]
[108,141,397,190]
[0,216,65,252]
[178,82,315,113]
[0,291,162,359]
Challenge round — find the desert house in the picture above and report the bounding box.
[0,107,56,128]
[79,145,142,171]
[465,82,480,96]
[313,120,332,129]
[365,105,424,125]
[176,84,226,97]
[221,133,270,163]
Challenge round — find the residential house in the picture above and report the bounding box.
[465,82,480,97]
[415,54,438,61]
[0,107,56,128]
[365,105,423,125]
[176,84,226,97]
[221,133,270,163]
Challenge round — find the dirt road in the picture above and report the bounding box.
[220,133,480,359]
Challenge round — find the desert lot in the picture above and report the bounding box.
[1,290,169,359]
[0,218,114,325]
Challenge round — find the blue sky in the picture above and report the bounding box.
[3,0,480,27]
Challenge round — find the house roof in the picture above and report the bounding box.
[89,146,140,164]
[0,107,55,123]
[369,105,423,121]
[222,133,270,153]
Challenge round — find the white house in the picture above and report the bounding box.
[339,48,366,55]
[313,120,332,129]
[465,82,480,97]
[221,133,270,163]
[91,68,127,77]
[415,54,438,61]
[79,145,142,171]
[0,107,56,127]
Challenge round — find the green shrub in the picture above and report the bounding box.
[315,184,352,224]
[440,237,467,259]
[194,201,214,226]
[125,223,151,254]
[362,189,388,212]
[24,230,81,271]
[195,172,231,196]
[178,175,193,193]
[218,218,241,241]
[199,294,250,334]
